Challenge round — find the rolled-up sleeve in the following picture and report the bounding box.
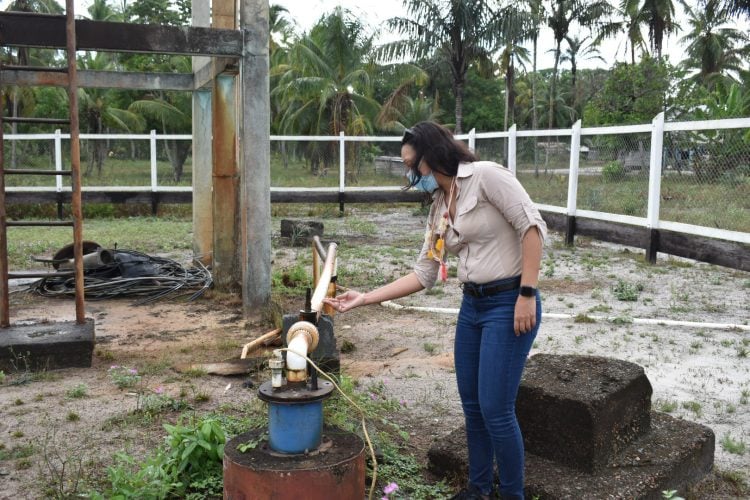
[481,164,547,244]
[413,223,440,290]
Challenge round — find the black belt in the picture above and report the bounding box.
[462,276,522,297]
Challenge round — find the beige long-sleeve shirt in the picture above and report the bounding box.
[413,161,547,289]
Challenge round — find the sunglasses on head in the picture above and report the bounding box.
[401,128,414,145]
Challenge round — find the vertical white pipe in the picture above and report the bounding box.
[54,129,63,192]
[150,129,157,191]
[566,120,582,216]
[468,128,476,152]
[647,112,665,229]
[508,124,517,175]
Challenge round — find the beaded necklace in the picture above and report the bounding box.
[424,175,457,282]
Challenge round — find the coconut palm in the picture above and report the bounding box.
[376,84,442,133]
[595,0,648,64]
[272,7,381,176]
[380,0,505,134]
[640,0,678,59]
[560,35,604,118]
[680,0,748,91]
[497,8,533,132]
[546,0,611,129]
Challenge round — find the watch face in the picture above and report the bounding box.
[520,286,536,297]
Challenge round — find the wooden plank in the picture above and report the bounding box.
[0,68,194,91]
[659,230,750,272]
[574,217,651,248]
[0,12,243,56]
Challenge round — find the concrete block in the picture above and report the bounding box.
[428,414,714,499]
[517,354,652,472]
[0,318,95,372]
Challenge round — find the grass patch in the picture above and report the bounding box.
[721,434,747,455]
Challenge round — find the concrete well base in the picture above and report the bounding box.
[0,318,95,372]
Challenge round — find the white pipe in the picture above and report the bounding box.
[379,301,750,331]
[286,334,309,371]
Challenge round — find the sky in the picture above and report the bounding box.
[2,0,748,71]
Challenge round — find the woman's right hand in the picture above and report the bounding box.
[323,291,366,313]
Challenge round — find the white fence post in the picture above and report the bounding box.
[339,131,345,212]
[647,113,664,229]
[567,120,582,216]
[565,120,582,244]
[150,129,158,191]
[468,128,476,152]
[508,124,517,175]
[54,129,63,192]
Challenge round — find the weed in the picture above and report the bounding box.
[610,315,633,325]
[96,349,115,361]
[422,342,438,355]
[108,366,142,389]
[661,490,685,500]
[67,412,80,422]
[738,346,749,358]
[14,398,24,406]
[0,370,5,384]
[574,314,596,324]
[587,304,611,314]
[613,279,641,301]
[66,383,89,399]
[656,399,678,413]
[340,339,356,353]
[12,431,24,438]
[0,444,35,461]
[681,401,702,417]
[721,434,747,455]
[194,392,211,403]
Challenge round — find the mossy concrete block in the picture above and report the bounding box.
[517,354,653,472]
[428,414,714,499]
[0,318,95,372]
[524,412,715,499]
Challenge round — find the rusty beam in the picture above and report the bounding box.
[0,12,243,56]
[193,57,235,90]
[212,74,240,291]
[0,68,194,90]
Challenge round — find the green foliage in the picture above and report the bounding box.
[377,441,451,499]
[108,366,142,389]
[721,433,747,455]
[613,279,642,301]
[602,161,626,182]
[92,417,226,499]
[584,56,671,126]
[65,383,89,399]
[271,262,311,295]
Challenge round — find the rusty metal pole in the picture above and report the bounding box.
[211,0,241,291]
[212,73,240,291]
[239,0,271,312]
[65,0,85,324]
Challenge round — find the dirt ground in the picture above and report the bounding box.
[0,206,748,498]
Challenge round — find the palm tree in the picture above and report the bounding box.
[497,8,532,133]
[546,0,611,129]
[560,35,603,118]
[377,85,442,133]
[273,7,381,176]
[527,0,545,132]
[640,0,678,59]
[380,0,504,133]
[596,0,648,64]
[680,0,748,91]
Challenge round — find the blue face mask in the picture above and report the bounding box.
[407,171,439,192]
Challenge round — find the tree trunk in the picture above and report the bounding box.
[549,41,561,130]
[454,80,464,135]
[532,35,539,177]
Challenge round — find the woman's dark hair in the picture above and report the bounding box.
[401,121,479,188]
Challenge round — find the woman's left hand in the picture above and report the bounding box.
[514,295,537,336]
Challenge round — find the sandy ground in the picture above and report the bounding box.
[0,206,748,498]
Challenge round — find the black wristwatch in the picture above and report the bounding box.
[519,286,537,297]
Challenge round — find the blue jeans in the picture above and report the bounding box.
[454,278,541,498]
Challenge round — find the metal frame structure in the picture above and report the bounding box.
[0,0,272,317]
[0,0,84,327]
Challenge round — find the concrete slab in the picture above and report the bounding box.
[0,318,95,371]
[428,412,714,499]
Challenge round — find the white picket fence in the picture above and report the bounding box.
[4,113,750,245]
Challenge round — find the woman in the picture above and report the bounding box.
[324,121,546,500]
